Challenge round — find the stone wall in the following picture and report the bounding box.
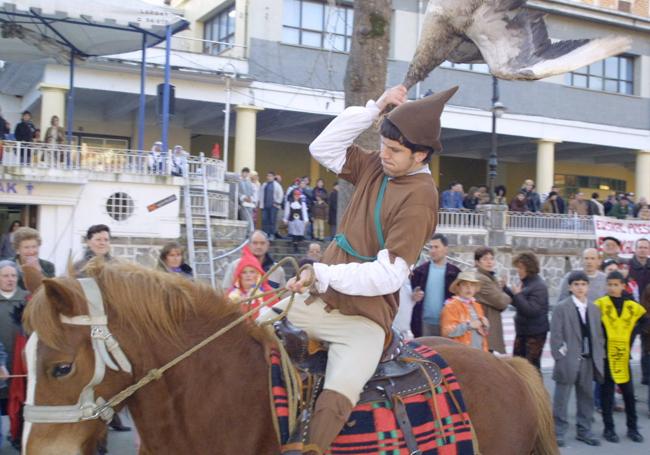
[112,219,249,284]
[441,231,597,303]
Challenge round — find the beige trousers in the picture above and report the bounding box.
[313,219,326,239]
[262,293,385,404]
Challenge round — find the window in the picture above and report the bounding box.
[564,55,634,95]
[203,4,236,55]
[282,0,353,52]
[106,192,135,221]
[77,136,129,150]
[556,175,626,193]
[441,61,490,74]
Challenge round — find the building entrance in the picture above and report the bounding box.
[0,204,38,234]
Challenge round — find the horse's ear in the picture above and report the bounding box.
[66,250,76,277]
[22,264,44,294]
[42,278,77,316]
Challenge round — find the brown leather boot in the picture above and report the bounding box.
[306,390,354,454]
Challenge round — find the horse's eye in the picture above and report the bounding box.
[52,363,73,378]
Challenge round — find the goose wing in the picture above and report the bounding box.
[465,3,630,80]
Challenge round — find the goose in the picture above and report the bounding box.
[403,0,631,88]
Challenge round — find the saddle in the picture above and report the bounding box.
[272,315,443,453]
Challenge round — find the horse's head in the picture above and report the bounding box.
[22,276,133,455]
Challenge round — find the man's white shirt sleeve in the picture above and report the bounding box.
[313,250,409,296]
[309,100,381,173]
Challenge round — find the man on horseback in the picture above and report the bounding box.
[276,84,458,454]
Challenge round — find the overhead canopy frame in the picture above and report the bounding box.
[0,0,190,148]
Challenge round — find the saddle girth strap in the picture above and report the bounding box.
[334,175,388,262]
[385,381,421,455]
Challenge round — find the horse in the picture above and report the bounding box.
[22,261,558,455]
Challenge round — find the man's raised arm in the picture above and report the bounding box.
[309,86,407,173]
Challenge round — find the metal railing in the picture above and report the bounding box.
[506,211,594,234]
[181,190,229,219]
[164,35,247,56]
[0,140,225,182]
[437,209,486,230]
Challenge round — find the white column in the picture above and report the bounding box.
[234,104,263,172]
[636,150,650,200]
[535,139,560,194]
[39,84,67,130]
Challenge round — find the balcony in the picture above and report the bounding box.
[0,140,226,188]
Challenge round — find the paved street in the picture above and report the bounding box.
[4,372,648,455]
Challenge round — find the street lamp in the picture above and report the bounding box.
[488,76,506,203]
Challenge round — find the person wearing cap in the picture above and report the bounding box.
[550,271,604,447]
[600,236,625,263]
[440,271,489,351]
[227,245,276,320]
[270,84,454,455]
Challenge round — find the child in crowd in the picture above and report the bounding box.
[227,246,275,319]
[601,259,640,301]
[550,271,604,447]
[311,195,329,241]
[283,190,309,252]
[440,271,489,351]
[594,271,648,443]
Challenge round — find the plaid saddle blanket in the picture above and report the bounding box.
[270,342,477,455]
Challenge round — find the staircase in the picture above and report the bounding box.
[267,238,327,279]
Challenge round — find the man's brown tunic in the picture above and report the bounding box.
[320,145,438,336]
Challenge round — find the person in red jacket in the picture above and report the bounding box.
[227,245,276,319]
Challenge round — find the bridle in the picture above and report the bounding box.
[23,259,311,426]
[23,278,132,424]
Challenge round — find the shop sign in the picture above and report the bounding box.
[0,181,34,194]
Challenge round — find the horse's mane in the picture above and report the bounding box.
[25,259,266,349]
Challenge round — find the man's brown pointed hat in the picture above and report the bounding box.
[386,86,459,152]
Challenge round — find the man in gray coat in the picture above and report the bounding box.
[551,271,605,447]
[557,248,606,303]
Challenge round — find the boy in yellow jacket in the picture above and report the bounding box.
[594,271,648,443]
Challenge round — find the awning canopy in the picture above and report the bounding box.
[0,0,189,63]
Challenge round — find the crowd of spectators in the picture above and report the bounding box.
[440,178,650,220]
[393,233,650,447]
[238,168,339,247]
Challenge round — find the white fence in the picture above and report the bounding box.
[506,212,594,234]
[437,209,486,230]
[182,190,230,219]
[0,141,225,183]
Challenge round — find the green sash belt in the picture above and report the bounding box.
[334,175,388,262]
